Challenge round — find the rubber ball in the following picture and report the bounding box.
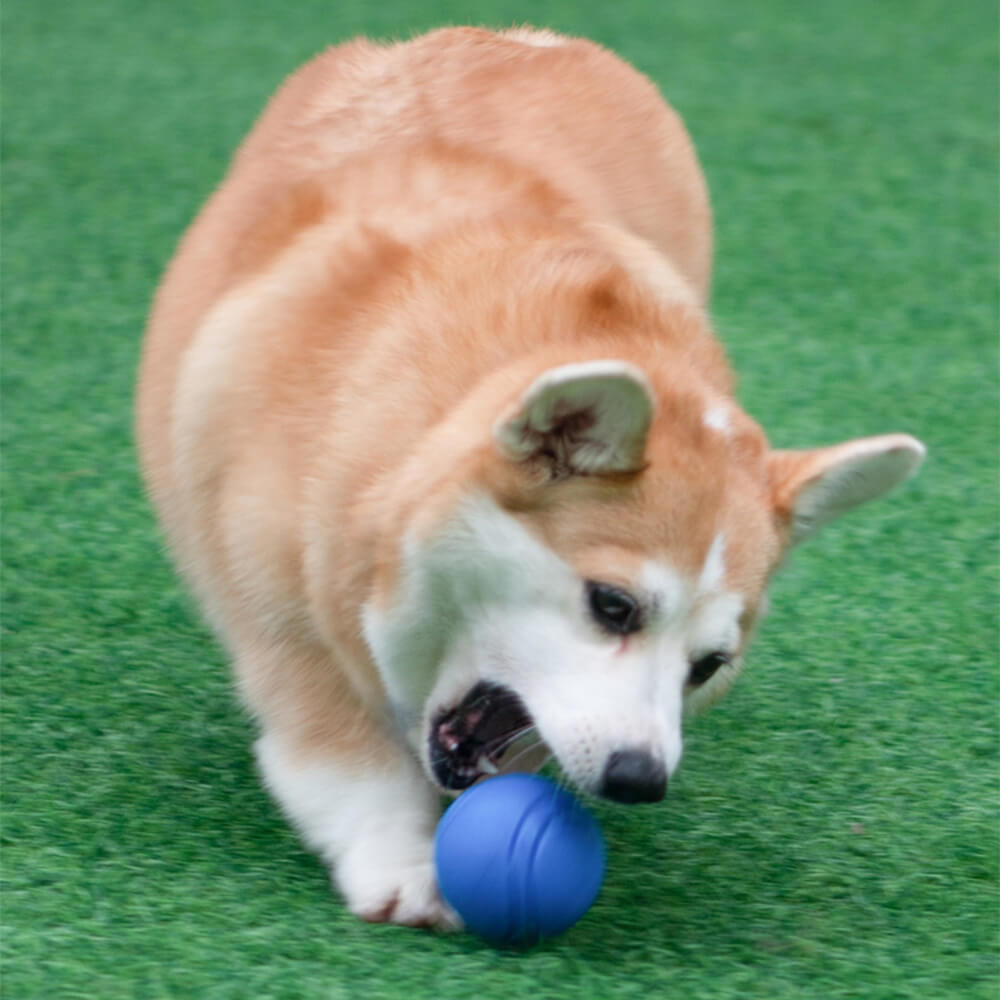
[434,773,605,945]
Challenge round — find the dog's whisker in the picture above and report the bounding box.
[497,737,549,773]
[484,724,538,758]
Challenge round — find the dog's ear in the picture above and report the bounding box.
[494,360,655,477]
[769,433,925,546]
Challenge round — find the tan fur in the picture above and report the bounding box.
[136,27,922,924]
[138,27,716,741]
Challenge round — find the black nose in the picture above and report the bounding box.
[599,749,667,804]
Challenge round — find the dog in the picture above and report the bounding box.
[136,27,925,928]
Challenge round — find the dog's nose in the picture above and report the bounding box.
[599,749,667,803]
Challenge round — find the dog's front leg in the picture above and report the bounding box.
[255,727,457,928]
[235,633,456,928]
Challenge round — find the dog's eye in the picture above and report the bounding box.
[587,582,642,635]
[688,651,731,686]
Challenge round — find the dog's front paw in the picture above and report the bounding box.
[336,834,461,930]
[254,732,459,929]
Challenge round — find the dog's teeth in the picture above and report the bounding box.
[477,755,499,775]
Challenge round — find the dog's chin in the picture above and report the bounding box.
[426,681,550,792]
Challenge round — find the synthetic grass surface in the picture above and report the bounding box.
[3,1,997,997]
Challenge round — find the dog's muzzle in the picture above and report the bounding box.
[429,681,536,790]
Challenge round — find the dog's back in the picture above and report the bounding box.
[238,27,711,286]
[137,28,710,504]
[135,27,715,667]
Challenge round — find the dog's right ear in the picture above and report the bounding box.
[493,360,655,478]
[769,433,926,546]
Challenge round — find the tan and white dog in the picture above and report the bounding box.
[136,27,924,928]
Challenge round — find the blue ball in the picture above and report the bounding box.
[434,773,605,945]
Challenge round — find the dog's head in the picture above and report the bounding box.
[362,356,924,803]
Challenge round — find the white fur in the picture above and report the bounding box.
[697,532,727,594]
[639,560,687,623]
[503,28,566,47]
[363,494,578,741]
[689,591,744,660]
[637,550,745,715]
[366,497,748,795]
[703,405,732,435]
[255,733,458,927]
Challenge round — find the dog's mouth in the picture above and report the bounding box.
[429,682,538,790]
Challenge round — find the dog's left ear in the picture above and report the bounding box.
[494,360,655,477]
[770,433,926,546]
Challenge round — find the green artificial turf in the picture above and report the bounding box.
[3,1,997,997]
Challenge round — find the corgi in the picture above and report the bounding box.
[136,27,925,928]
